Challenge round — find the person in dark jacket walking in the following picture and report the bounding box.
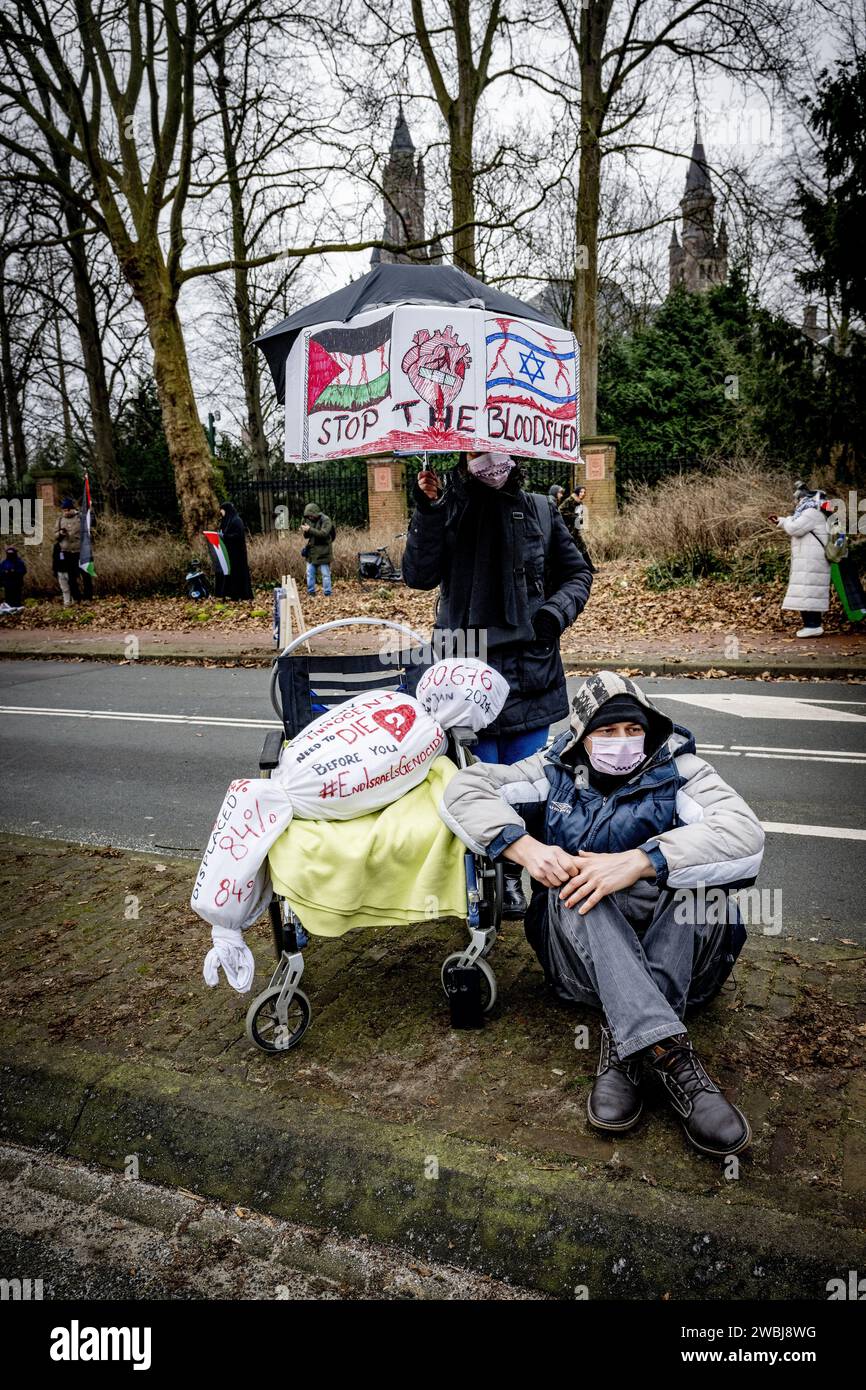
[402,451,593,917]
[217,502,253,600]
[301,502,334,596]
[0,546,26,608]
[441,671,764,1158]
[559,484,596,572]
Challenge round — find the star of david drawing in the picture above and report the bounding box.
[518,349,545,385]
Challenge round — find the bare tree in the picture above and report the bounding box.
[555,0,802,433]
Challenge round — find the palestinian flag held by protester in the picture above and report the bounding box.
[203,530,231,576]
[307,312,393,414]
[79,473,95,577]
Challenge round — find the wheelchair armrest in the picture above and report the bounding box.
[259,728,284,772]
[449,726,478,748]
[448,725,479,769]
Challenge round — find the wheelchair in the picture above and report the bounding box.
[244,618,504,1054]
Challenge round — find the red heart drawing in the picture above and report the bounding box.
[371,704,417,743]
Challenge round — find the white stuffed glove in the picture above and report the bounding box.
[203,924,256,994]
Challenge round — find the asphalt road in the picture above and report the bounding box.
[1,659,864,943]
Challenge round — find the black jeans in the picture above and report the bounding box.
[800,610,822,626]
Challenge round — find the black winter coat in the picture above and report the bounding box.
[402,468,592,734]
[217,505,253,600]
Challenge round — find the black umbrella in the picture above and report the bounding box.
[254,263,558,404]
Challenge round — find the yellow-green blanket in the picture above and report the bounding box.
[268,757,467,937]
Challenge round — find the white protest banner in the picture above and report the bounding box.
[272,688,446,817]
[415,658,510,732]
[285,306,579,463]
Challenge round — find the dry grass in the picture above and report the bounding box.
[588,461,796,580]
[16,462,828,600]
[22,514,189,598]
[248,521,405,587]
[20,515,406,598]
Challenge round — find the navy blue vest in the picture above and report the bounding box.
[540,728,694,855]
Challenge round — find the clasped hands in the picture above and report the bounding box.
[503,834,655,914]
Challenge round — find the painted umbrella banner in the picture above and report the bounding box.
[284,305,579,463]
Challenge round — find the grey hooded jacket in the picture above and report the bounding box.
[440,671,765,891]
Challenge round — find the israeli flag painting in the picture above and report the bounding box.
[483,317,579,459]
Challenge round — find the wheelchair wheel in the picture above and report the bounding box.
[440,954,497,1014]
[246,987,311,1053]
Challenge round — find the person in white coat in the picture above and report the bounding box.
[770,483,832,638]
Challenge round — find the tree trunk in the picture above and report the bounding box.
[448,106,477,276]
[572,3,607,438]
[0,257,28,483]
[63,202,120,509]
[51,283,76,467]
[214,47,270,481]
[0,375,12,482]
[138,271,219,540]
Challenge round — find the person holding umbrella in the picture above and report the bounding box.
[403,451,593,918]
[216,501,253,600]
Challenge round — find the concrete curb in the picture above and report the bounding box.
[0,639,863,679]
[1,1041,861,1299]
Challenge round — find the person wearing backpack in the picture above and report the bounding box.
[770,482,832,637]
[302,502,335,597]
[403,451,593,917]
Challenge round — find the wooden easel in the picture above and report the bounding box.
[278,575,310,651]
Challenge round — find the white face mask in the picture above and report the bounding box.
[585,733,645,776]
[467,452,513,489]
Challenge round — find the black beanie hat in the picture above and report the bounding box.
[584,694,649,737]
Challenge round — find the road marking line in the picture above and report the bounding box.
[655,693,866,722]
[732,744,866,757]
[746,752,866,765]
[761,821,866,841]
[0,705,278,730]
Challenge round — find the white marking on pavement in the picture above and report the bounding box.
[761,822,866,841]
[655,693,866,722]
[0,705,278,730]
[732,744,866,756]
[747,753,866,765]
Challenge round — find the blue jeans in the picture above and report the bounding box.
[306,562,332,595]
[472,725,549,764]
[542,881,729,1058]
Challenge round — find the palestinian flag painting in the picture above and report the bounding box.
[79,473,95,577]
[203,531,231,576]
[307,313,393,414]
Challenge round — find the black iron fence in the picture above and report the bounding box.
[615,455,702,500]
[87,460,371,533]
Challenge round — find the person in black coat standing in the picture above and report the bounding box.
[217,502,254,600]
[402,451,593,917]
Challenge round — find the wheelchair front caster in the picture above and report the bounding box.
[246,987,311,1053]
[440,953,497,1015]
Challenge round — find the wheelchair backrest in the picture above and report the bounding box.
[276,650,428,740]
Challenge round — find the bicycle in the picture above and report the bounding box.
[357,533,406,583]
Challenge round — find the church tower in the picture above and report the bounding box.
[371,104,443,267]
[669,122,728,293]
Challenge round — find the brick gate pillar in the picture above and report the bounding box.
[366,456,408,535]
[580,435,618,527]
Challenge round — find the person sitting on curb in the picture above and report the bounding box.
[439,671,764,1158]
[301,502,334,597]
